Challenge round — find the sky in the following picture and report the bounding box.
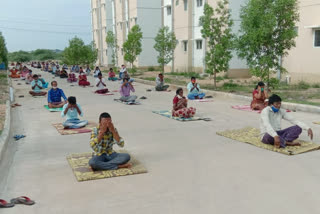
[0,0,92,52]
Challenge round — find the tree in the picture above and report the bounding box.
[0,32,8,69]
[237,0,299,83]
[106,31,118,66]
[200,1,234,89]
[63,37,97,65]
[154,26,177,72]
[123,25,143,69]
[8,51,31,62]
[32,49,60,61]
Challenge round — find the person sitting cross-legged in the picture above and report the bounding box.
[67,71,77,83]
[120,78,137,103]
[187,77,205,100]
[108,68,118,81]
[88,112,132,171]
[261,94,313,148]
[95,72,109,94]
[251,81,269,110]
[60,69,68,78]
[61,96,88,129]
[155,73,169,91]
[78,71,90,86]
[48,81,67,108]
[172,88,196,118]
[29,74,47,96]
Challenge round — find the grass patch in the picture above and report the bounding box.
[141,77,156,81]
[167,72,201,79]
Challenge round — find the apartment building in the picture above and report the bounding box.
[91,0,161,68]
[162,0,249,76]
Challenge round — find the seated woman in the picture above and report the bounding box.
[20,66,29,80]
[25,70,33,84]
[55,69,61,77]
[251,81,269,110]
[108,68,117,81]
[29,74,47,96]
[67,72,78,83]
[88,112,131,170]
[95,72,109,94]
[172,88,196,118]
[78,71,90,86]
[61,96,88,129]
[9,68,20,78]
[60,69,68,78]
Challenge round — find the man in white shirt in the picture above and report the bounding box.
[155,73,169,91]
[119,64,127,79]
[95,72,109,94]
[260,94,313,148]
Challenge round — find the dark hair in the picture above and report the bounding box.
[191,77,196,80]
[99,112,111,122]
[110,68,113,71]
[51,80,57,86]
[255,81,265,90]
[98,72,102,76]
[159,73,163,76]
[176,88,183,95]
[268,94,282,106]
[29,69,32,72]
[33,74,38,78]
[123,78,130,82]
[68,96,77,105]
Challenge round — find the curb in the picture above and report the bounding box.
[0,101,11,164]
[135,78,320,114]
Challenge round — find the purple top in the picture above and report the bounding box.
[120,84,135,97]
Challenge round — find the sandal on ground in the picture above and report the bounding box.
[10,196,35,206]
[140,96,147,99]
[0,199,15,208]
[14,135,26,140]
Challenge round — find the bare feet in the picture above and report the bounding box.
[118,163,132,169]
[286,141,301,146]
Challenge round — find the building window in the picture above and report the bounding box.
[183,40,188,51]
[196,0,203,7]
[120,23,122,30]
[176,0,179,5]
[121,48,124,55]
[314,30,320,47]
[167,6,172,15]
[184,0,188,11]
[196,40,202,49]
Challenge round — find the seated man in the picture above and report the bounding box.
[9,68,20,78]
[119,64,126,79]
[95,72,109,94]
[60,69,68,78]
[61,96,88,129]
[120,78,137,103]
[187,77,205,100]
[155,73,169,91]
[48,81,67,108]
[38,75,49,88]
[29,74,47,96]
[122,70,134,82]
[85,65,91,76]
[261,94,313,148]
[108,68,118,81]
[88,112,131,170]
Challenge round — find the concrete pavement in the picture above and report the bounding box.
[1,68,320,214]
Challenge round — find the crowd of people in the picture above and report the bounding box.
[8,61,315,173]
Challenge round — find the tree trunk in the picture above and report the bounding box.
[214,71,217,89]
[162,64,164,73]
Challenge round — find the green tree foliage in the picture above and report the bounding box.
[63,37,98,65]
[32,49,61,61]
[237,0,299,83]
[123,25,143,69]
[8,51,31,62]
[106,31,118,66]
[0,32,8,68]
[154,26,177,72]
[200,1,234,88]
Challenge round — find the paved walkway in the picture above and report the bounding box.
[1,68,320,214]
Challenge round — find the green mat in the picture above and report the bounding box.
[44,105,63,112]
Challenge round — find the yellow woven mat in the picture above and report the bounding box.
[217,127,320,155]
[67,150,147,182]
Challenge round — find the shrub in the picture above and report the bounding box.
[312,83,320,88]
[296,81,310,90]
[148,66,155,71]
[268,77,280,89]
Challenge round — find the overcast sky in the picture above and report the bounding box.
[0,0,92,52]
